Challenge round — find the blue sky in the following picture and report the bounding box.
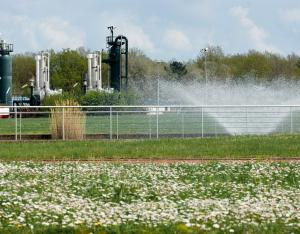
[1,0,300,61]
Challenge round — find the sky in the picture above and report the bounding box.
[0,0,300,61]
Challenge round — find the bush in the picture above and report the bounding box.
[42,90,142,107]
[79,90,142,106]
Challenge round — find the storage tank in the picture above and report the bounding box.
[0,39,13,105]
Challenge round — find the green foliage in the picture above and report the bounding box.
[79,90,141,106]
[297,58,300,69]
[12,55,35,95]
[197,46,230,79]
[167,61,188,80]
[80,91,125,106]
[1,135,300,160]
[128,48,167,94]
[10,46,300,100]
[50,49,87,91]
[224,51,272,80]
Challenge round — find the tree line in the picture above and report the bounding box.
[12,46,300,97]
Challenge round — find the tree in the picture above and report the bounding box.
[168,61,187,80]
[50,49,87,92]
[297,58,300,69]
[12,55,35,95]
[196,46,229,79]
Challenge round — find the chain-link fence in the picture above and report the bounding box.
[1,105,300,140]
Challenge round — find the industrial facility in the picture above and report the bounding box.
[84,26,128,93]
[0,26,128,111]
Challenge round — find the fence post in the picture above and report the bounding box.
[14,107,18,141]
[62,107,65,140]
[116,111,119,140]
[19,111,22,140]
[201,106,204,138]
[110,107,112,140]
[149,112,152,139]
[181,108,185,138]
[156,106,159,139]
[246,106,248,135]
[290,106,293,134]
[214,119,217,137]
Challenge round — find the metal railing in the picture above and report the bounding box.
[1,105,300,140]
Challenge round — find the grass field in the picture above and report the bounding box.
[0,162,299,234]
[0,134,300,160]
[0,112,228,136]
[2,110,300,138]
[1,134,300,233]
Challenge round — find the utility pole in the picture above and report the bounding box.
[203,47,208,105]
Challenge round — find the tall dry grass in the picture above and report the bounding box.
[50,99,85,140]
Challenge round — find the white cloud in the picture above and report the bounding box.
[102,13,156,53]
[0,12,85,51]
[163,29,192,51]
[119,23,156,52]
[280,9,300,23]
[230,6,278,53]
[37,17,85,49]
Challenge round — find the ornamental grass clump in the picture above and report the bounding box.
[50,99,85,140]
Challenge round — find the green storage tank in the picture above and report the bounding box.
[102,26,128,92]
[0,39,13,105]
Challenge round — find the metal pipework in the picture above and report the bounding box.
[35,52,50,99]
[102,27,128,92]
[115,35,128,90]
[87,51,102,91]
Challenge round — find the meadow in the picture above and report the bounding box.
[0,162,299,234]
[0,112,228,136]
[0,135,300,160]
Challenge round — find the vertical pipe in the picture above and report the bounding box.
[125,38,128,90]
[119,36,122,90]
[99,52,102,90]
[45,53,50,93]
[35,56,40,90]
[41,54,45,91]
[92,53,98,89]
[62,107,65,140]
[87,55,92,90]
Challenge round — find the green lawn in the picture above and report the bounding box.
[0,112,228,136]
[2,110,300,137]
[0,134,300,160]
